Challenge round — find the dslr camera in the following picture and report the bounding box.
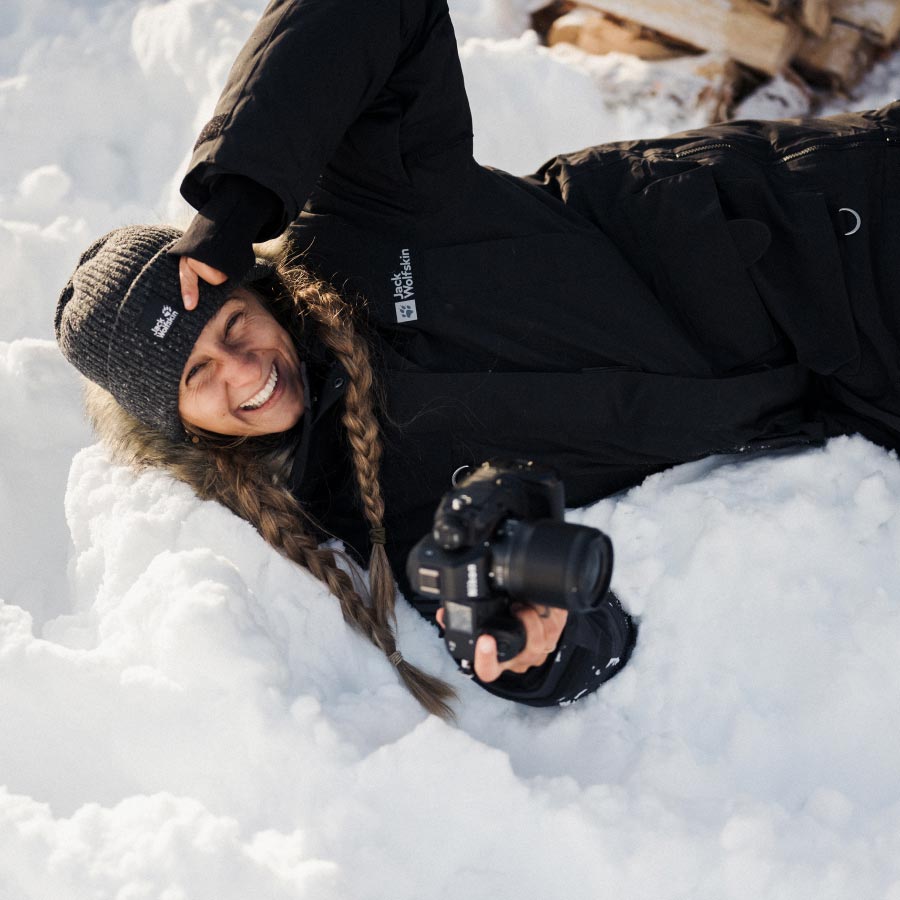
[406,460,614,669]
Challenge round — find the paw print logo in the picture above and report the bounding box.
[394,298,418,323]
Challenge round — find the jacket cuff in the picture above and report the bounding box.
[471,616,579,702]
[169,175,283,280]
[473,594,637,707]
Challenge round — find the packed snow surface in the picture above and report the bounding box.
[3,1,900,898]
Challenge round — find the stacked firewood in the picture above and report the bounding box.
[533,0,900,91]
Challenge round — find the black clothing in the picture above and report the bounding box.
[174,0,900,705]
[173,175,281,278]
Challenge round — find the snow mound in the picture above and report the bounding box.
[2,437,899,898]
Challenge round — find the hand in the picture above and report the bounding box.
[178,256,228,310]
[436,604,568,683]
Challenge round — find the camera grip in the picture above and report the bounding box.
[491,617,527,662]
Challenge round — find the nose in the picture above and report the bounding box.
[218,346,262,389]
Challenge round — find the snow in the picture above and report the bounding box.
[3,1,900,898]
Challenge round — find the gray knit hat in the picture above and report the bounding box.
[55,225,242,440]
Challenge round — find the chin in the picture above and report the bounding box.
[256,405,304,436]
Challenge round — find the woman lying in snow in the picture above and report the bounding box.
[55,0,900,717]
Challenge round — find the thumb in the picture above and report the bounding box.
[473,633,501,682]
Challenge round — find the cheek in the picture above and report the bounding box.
[178,383,227,430]
[272,324,294,351]
[176,391,192,420]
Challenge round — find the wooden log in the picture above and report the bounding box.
[799,0,833,37]
[577,0,803,74]
[831,0,900,44]
[530,0,577,40]
[548,9,687,59]
[795,19,876,86]
[693,57,746,122]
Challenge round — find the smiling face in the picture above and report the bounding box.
[178,287,305,437]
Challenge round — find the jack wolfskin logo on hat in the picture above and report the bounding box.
[141,300,180,340]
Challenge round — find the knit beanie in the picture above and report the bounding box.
[55,225,251,440]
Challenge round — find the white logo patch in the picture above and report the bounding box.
[151,304,178,339]
[395,299,418,322]
[391,248,417,322]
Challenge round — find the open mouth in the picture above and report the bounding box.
[240,363,279,411]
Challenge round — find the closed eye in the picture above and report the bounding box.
[224,310,243,338]
[185,361,205,384]
[185,308,243,386]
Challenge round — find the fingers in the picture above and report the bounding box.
[473,605,568,683]
[178,256,228,310]
[437,601,567,683]
[474,633,504,682]
[178,256,200,310]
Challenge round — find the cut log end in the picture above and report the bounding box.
[548,9,694,60]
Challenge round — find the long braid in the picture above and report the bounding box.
[286,277,390,614]
[279,262,456,716]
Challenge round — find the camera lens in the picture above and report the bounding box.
[491,519,612,612]
[579,542,603,598]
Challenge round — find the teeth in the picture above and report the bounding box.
[241,364,278,410]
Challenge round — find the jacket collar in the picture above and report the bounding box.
[287,352,348,494]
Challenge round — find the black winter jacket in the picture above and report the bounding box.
[173,0,900,705]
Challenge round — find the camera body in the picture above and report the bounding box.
[406,460,614,669]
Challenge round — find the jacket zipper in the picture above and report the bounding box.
[674,142,736,158]
[780,138,871,162]
[675,136,895,163]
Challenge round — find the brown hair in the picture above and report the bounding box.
[84,253,456,719]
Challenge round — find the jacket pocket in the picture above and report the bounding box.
[749,188,859,376]
[623,165,779,373]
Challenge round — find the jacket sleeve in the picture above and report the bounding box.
[176,0,472,262]
[171,175,283,279]
[468,592,636,707]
